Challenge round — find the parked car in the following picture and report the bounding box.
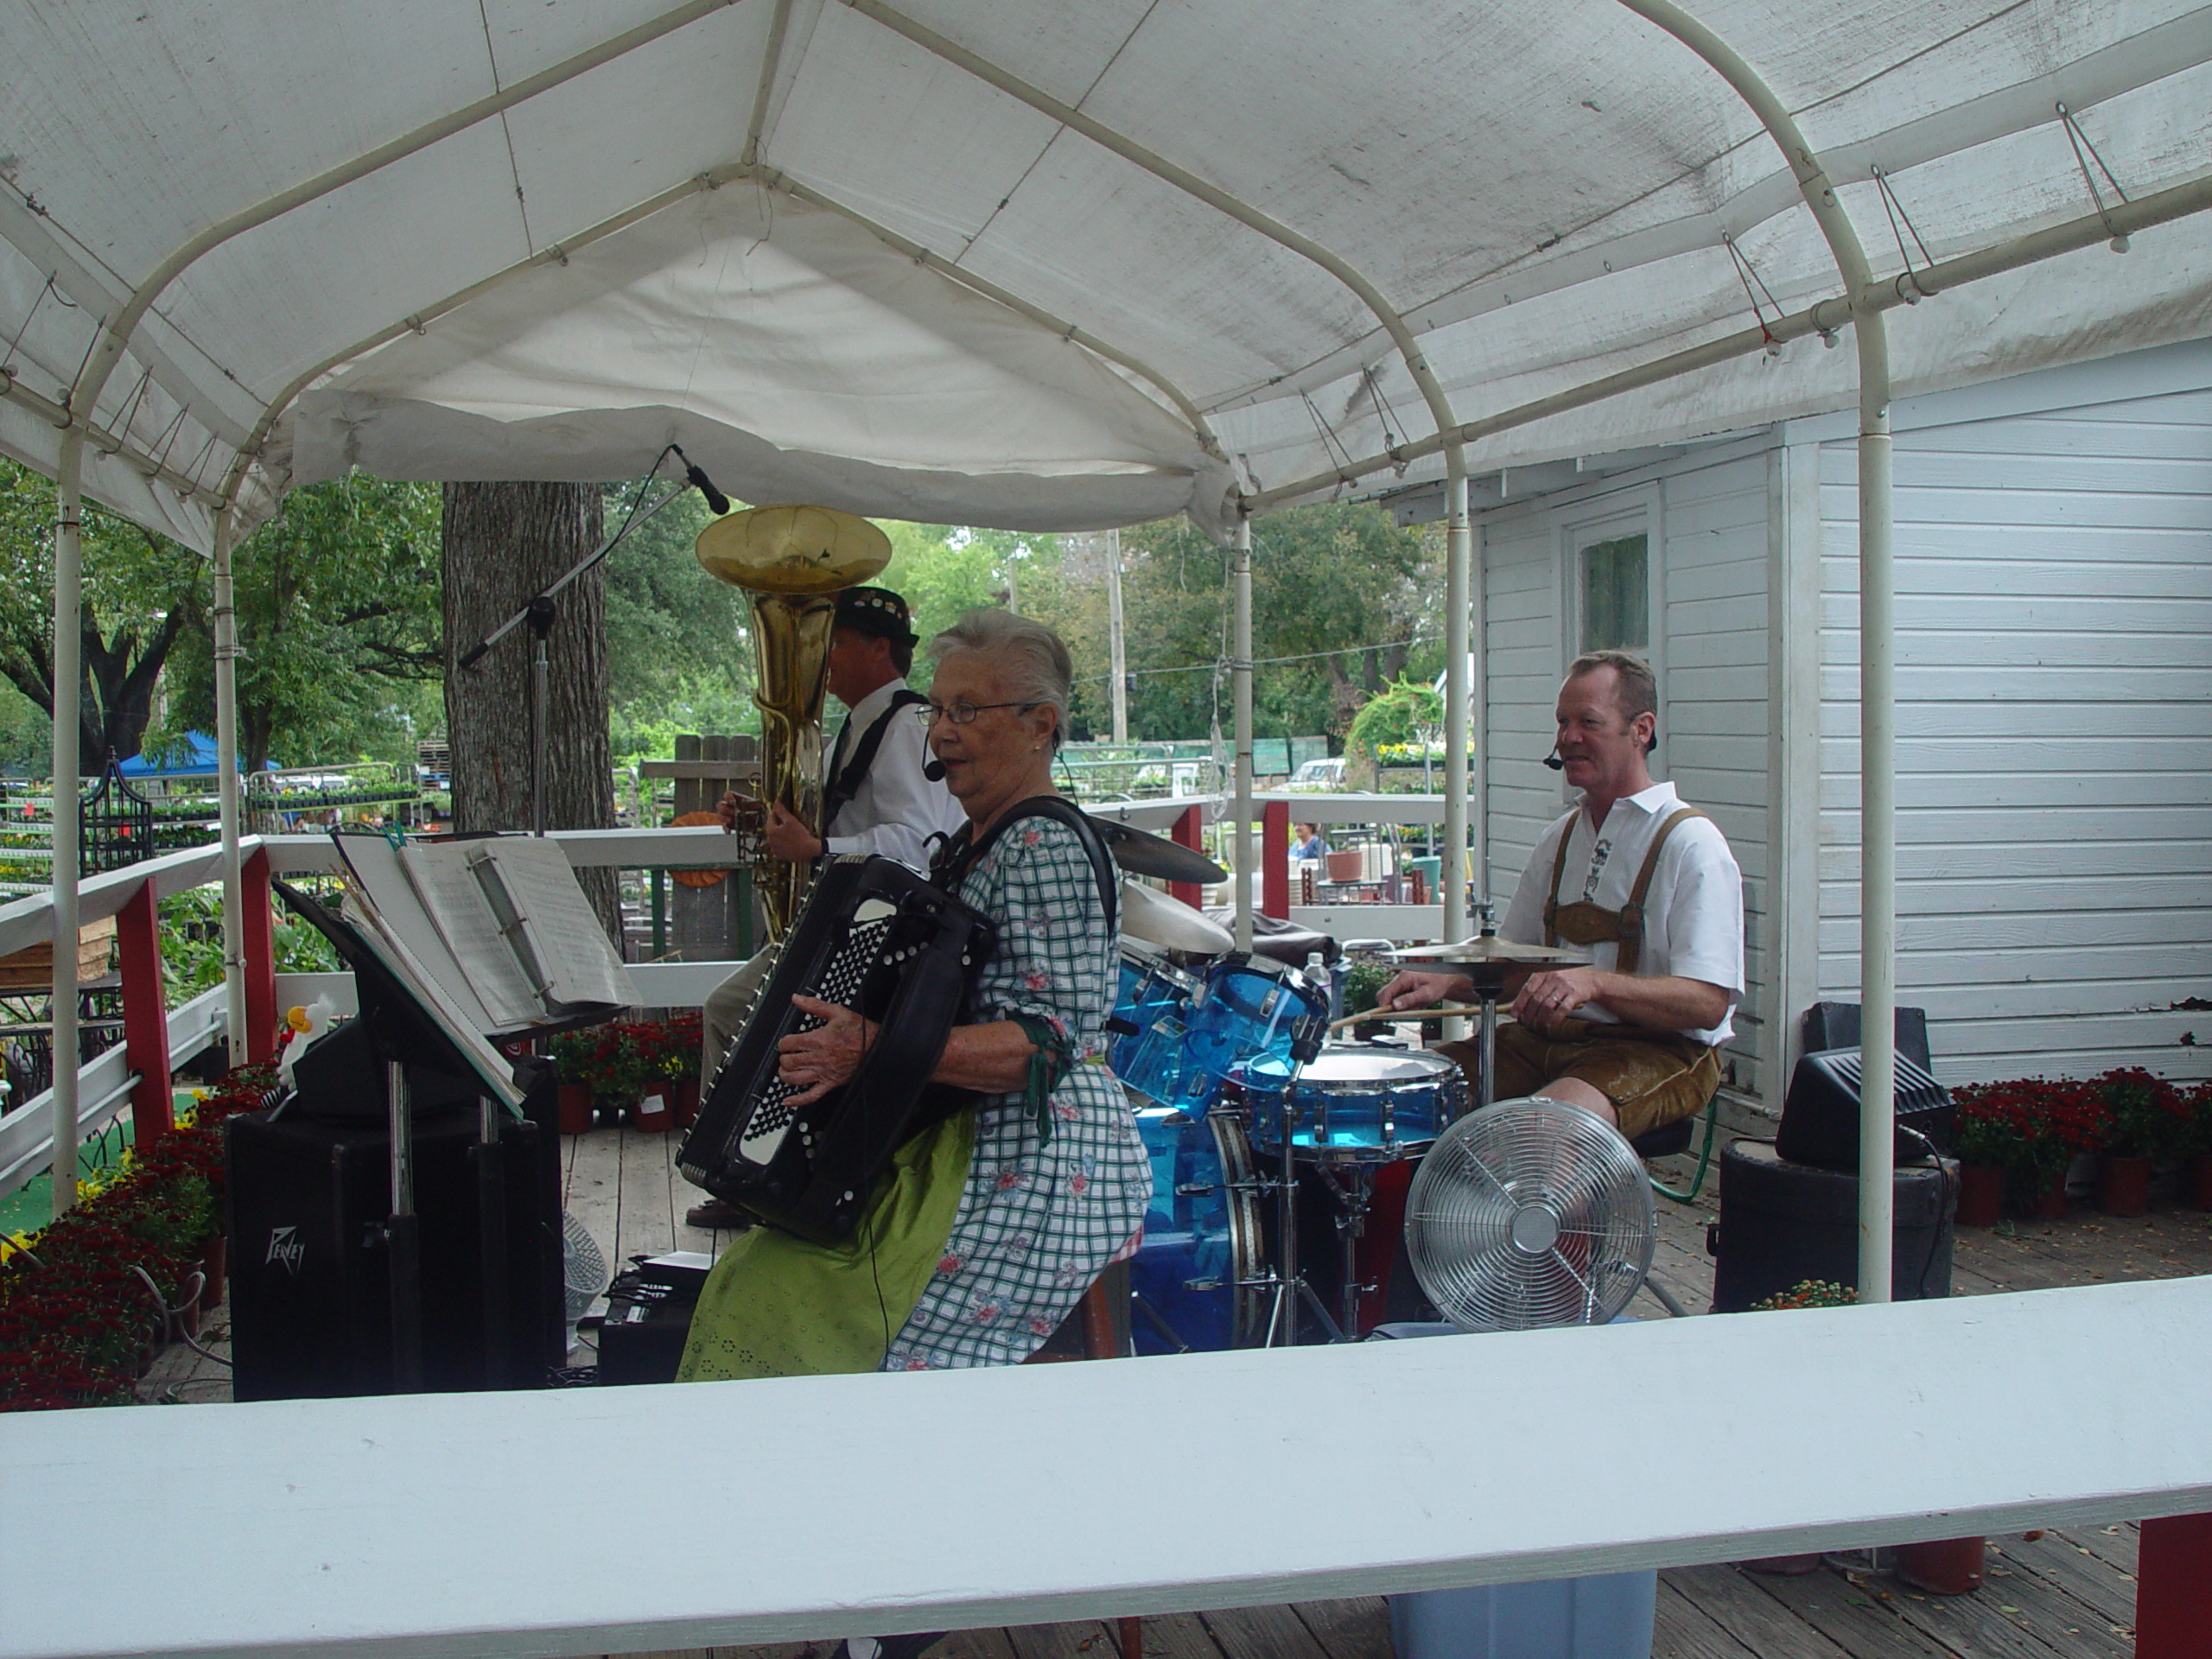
[1287,756,1346,790]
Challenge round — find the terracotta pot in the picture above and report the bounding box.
[1324,849,1365,883]
[1955,1164,2005,1228]
[2189,1153,2212,1211]
[2031,1179,2069,1220]
[2097,1154,2152,1217]
[556,1082,594,1135]
[669,1077,701,1128]
[199,1233,226,1312]
[1895,1536,1986,1596]
[632,1089,674,1134]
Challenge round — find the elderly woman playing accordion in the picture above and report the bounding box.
[678,609,1149,1382]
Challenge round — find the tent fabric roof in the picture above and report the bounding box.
[3,0,2209,550]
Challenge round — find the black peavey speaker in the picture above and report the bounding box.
[1776,1046,1954,1173]
[226,1103,563,1400]
[595,1251,713,1387]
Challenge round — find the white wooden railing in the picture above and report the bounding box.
[0,794,1446,1204]
[3,1276,2208,1657]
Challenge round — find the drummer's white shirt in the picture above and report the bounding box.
[1497,780,1743,1046]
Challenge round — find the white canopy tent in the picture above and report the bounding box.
[6,2,2210,1290]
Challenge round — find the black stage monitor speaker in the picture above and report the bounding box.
[1776,1046,1954,1173]
[226,1103,563,1400]
[596,1251,713,1387]
[1800,1001,1932,1073]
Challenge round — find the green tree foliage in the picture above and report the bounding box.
[1019,502,1441,744]
[599,480,755,762]
[0,458,203,772]
[1347,674,1445,758]
[161,475,444,772]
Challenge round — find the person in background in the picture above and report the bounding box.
[1292,820,1328,861]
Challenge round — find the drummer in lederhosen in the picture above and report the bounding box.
[1378,651,1743,1141]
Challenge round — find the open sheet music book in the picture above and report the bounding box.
[332,831,639,1039]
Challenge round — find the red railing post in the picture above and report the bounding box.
[1169,805,1204,911]
[1262,798,1290,919]
[2138,1512,2212,1658]
[115,882,174,1147]
[241,847,278,1065]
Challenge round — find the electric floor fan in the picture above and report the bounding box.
[1402,1096,1656,1330]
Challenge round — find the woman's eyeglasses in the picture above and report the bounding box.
[915,700,1040,728]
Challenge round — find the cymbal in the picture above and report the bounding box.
[1090,817,1227,885]
[1120,878,1234,955]
[1392,937,1585,965]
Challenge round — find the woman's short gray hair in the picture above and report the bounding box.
[928,609,1075,747]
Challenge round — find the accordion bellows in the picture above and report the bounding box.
[677,856,993,1244]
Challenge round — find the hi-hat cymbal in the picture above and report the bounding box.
[1120,878,1234,955]
[1090,817,1228,885]
[1392,937,1586,965]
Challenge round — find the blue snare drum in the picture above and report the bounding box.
[1242,1045,1463,1165]
[1128,1104,1264,1354]
[1110,943,1202,1109]
[1181,957,1329,1091]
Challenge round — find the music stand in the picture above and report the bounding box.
[270,878,524,1390]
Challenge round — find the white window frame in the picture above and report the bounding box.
[1559,489,1666,779]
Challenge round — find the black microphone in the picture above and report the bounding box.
[671,445,730,515]
[923,757,948,782]
[1543,745,1565,772]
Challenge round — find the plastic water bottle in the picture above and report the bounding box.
[1306,949,1339,1026]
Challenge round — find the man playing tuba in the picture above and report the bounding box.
[687,583,962,1231]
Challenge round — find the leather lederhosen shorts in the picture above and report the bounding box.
[1436,1016,1722,1141]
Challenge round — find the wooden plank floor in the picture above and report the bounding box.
[138,1124,2209,1659]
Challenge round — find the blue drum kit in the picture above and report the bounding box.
[1109,924,1468,1352]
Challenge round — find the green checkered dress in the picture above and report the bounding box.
[881,816,1150,1370]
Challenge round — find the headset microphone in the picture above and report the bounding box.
[1542,746,1565,772]
[923,757,948,782]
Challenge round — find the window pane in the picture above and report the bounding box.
[1580,534,1648,653]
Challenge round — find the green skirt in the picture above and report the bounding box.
[674,1112,976,1381]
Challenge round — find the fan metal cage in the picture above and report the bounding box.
[1404,1097,1656,1331]
[562,1211,609,1325]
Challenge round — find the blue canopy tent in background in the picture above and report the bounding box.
[117,734,275,779]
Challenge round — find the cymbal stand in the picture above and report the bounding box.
[1313,1161,1378,1336]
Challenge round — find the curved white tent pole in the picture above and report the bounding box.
[46,431,86,1218]
[1248,169,2212,512]
[839,0,1478,938]
[208,506,250,1058]
[1230,518,1255,951]
[43,0,747,1090]
[1611,0,1896,1301]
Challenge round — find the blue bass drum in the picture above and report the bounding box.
[1128,1103,1264,1354]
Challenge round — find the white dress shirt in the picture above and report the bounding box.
[1498,779,1744,1046]
[821,677,965,871]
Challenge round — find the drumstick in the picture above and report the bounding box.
[1328,1003,1497,1031]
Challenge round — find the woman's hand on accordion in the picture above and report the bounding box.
[779,995,878,1106]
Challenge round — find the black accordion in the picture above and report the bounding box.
[677,855,993,1244]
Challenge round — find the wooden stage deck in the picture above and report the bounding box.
[143,1122,2211,1659]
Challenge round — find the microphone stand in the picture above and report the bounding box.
[455,478,692,835]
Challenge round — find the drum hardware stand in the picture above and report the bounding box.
[1250,1077,1344,1347]
[1314,1161,1381,1337]
[382,1059,424,1392]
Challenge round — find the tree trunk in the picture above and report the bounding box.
[441,482,621,944]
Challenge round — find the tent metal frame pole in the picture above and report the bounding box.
[1443,463,1474,938]
[836,2,1477,931]
[209,505,251,1058]
[1230,517,1255,953]
[1243,168,2212,515]
[48,431,86,1220]
[1612,0,1896,1301]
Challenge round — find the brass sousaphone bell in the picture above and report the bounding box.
[696,504,892,938]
